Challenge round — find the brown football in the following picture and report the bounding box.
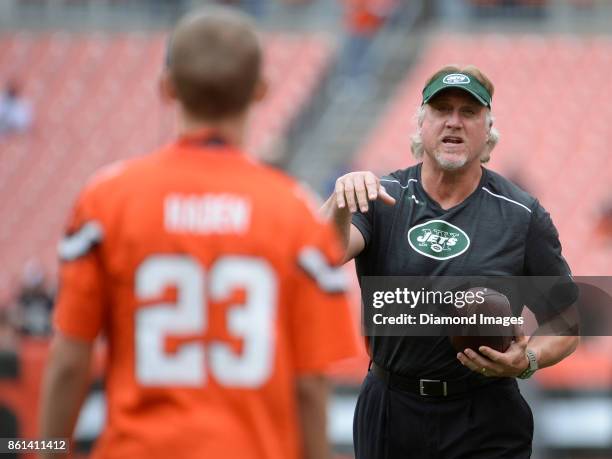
[449,287,513,354]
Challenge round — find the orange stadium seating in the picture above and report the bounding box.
[354,33,612,389]
[0,32,333,293]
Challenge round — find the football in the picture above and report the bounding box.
[449,287,514,354]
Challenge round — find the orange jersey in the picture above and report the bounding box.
[54,137,357,459]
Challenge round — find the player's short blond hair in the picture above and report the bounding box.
[167,7,262,120]
[410,64,500,163]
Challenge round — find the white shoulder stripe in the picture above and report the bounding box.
[380,178,417,189]
[298,246,347,293]
[58,221,104,261]
[481,187,531,213]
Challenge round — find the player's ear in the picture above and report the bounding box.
[159,70,177,104]
[253,78,268,103]
[417,105,426,129]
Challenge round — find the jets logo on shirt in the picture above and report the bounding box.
[408,220,470,260]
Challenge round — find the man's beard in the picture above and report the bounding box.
[433,151,468,171]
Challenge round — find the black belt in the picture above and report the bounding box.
[370,362,504,397]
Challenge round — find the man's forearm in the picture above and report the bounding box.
[527,334,579,369]
[296,375,330,459]
[39,338,92,458]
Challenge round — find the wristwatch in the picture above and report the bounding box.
[517,349,538,379]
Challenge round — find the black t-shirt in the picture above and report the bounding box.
[352,163,573,381]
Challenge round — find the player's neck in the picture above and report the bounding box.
[420,159,483,210]
[178,110,247,147]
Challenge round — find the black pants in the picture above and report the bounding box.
[353,372,533,459]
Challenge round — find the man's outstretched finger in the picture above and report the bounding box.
[364,176,379,201]
[354,177,369,213]
[378,186,396,205]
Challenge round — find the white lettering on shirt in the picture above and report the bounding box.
[164,193,251,235]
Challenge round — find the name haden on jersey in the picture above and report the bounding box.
[164,193,251,234]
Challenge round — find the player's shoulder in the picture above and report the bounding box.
[79,148,166,200]
[379,164,420,196]
[481,168,538,215]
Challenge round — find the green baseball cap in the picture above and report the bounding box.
[422,72,492,107]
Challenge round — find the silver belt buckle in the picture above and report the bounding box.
[419,379,448,396]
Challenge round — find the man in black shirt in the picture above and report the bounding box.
[321,64,579,458]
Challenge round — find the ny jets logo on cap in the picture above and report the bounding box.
[442,74,471,85]
[408,220,470,260]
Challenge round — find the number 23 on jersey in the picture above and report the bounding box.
[135,255,277,389]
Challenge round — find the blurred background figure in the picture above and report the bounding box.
[15,259,54,338]
[337,0,395,95]
[0,79,33,138]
